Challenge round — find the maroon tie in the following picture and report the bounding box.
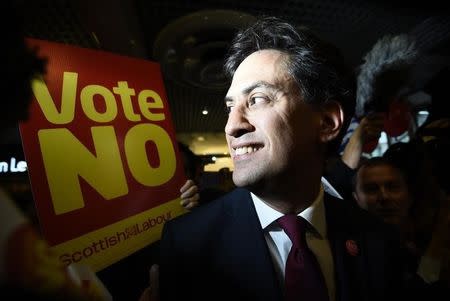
[277,214,329,301]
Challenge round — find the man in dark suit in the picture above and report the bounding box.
[156,17,403,301]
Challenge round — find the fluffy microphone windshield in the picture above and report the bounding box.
[355,34,418,118]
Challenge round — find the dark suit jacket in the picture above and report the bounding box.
[159,188,403,301]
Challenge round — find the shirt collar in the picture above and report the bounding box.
[251,185,327,238]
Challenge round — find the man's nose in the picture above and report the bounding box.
[224,105,254,138]
[376,187,390,204]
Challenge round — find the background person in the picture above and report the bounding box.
[352,151,449,300]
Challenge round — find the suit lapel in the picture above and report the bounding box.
[221,188,283,301]
[215,190,374,301]
[324,194,369,301]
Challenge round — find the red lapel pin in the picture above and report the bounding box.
[345,239,359,256]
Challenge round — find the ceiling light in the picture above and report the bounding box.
[202,109,208,115]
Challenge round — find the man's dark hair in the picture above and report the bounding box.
[224,16,355,154]
[351,156,407,190]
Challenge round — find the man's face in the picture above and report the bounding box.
[224,50,324,190]
[353,164,412,226]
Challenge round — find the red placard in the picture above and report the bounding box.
[19,39,187,271]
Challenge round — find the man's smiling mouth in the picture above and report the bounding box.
[234,145,262,156]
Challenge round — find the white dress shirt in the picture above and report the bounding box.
[251,185,336,301]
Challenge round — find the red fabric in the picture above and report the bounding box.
[277,214,329,301]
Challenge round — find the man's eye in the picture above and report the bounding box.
[362,184,379,194]
[386,182,403,192]
[249,96,268,106]
[225,105,233,114]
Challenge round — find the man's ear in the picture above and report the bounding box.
[319,101,343,143]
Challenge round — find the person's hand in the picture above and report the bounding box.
[180,179,200,210]
[342,113,385,168]
[138,264,159,301]
[358,113,385,145]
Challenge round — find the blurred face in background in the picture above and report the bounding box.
[353,163,412,227]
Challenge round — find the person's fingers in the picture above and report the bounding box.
[149,264,159,301]
[138,287,151,301]
[366,118,385,132]
[180,194,200,208]
[180,184,199,199]
[185,200,199,210]
[359,117,384,143]
[360,113,384,131]
[137,264,160,301]
[365,127,383,139]
[362,116,383,127]
[180,179,195,193]
[366,112,385,121]
[180,180,200,208]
